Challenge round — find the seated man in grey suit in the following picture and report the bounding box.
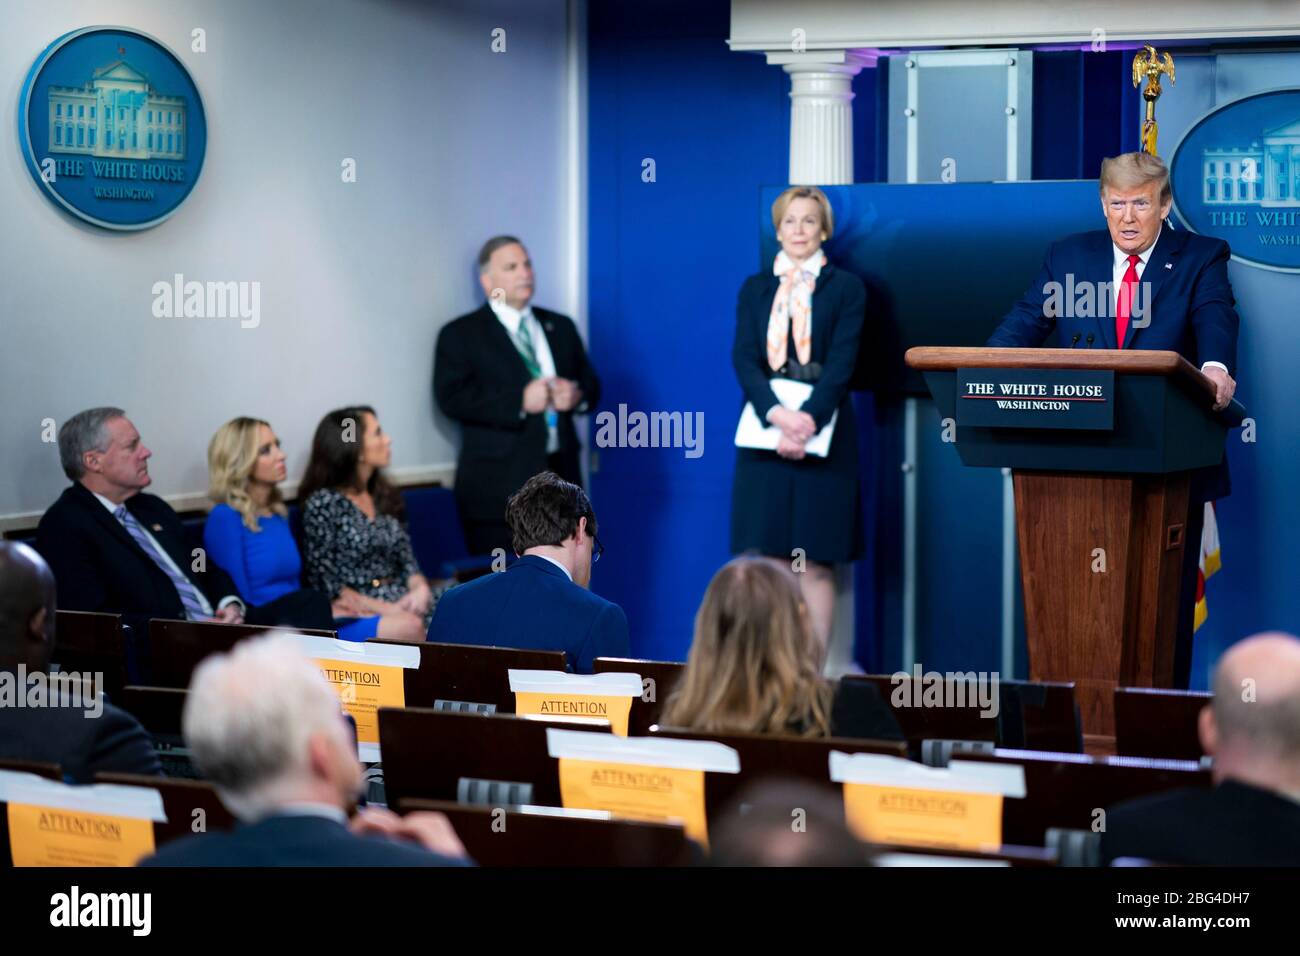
[140,635,470,866]
[1102,631,1300,866]
[427,471,629,673]
[0,541,160,783]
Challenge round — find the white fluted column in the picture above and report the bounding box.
[768,53,869,185]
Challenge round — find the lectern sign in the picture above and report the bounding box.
[956,368,1114,430]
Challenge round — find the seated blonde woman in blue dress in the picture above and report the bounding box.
[204,417,378,641]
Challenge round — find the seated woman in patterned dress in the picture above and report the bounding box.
[298,406,435,643]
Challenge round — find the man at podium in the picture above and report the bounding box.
[987,151,1241,687]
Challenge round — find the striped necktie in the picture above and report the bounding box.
[514,316,559,449]
[114,505,207,620]
[514,320,542,378]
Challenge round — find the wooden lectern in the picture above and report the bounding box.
[906,347,1241,740]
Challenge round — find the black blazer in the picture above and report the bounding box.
[140,813,471,867]
[434,303,600,522]
[1101,779,1300,866]
[733,262,866,432]
[35,483,242,636]
[730,263,867,562]
[0,676,161,783]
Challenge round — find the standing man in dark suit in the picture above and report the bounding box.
[35,407,332,642]
[987,152,1240,687]
[140,635,470,866]
[0,541,160,782]
[434,236,601,555]
[427,471,628,673]
[1101,632,1300,866]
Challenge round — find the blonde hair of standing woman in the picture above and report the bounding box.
[661,556,832,737]
[207,417,287,532]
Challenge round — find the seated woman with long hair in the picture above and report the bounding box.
[205,417,376,641]
[298,406,435,643]
[661,556,901,740]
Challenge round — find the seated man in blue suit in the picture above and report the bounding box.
[141,635,470,867]
[427,471,629,673]
[987,151,1240,687]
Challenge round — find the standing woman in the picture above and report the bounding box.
[299,406,435,643]
[732,186,866,645]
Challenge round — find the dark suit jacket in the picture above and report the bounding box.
[0,675,161,783]
[731,263,867,562]
[36,483,242,637]
[426,554,628,673]
[733,263,866,432]
[986,226,1239,500]
[139,812,470,867]
[34,483,332,643]
[1101,779,1300,866]
[434,303,601,522]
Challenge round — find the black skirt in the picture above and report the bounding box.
[730,393,862,564]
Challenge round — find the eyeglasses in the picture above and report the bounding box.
[592,534,604,564]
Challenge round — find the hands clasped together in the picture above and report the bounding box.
[769,406,817,460]
[523,377,584,414]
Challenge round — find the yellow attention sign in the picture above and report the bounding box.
[557,758,707,845]
[514,692,633,736]
[841,783,1004,850]
[7,803,155,867]
[315,660,406,746]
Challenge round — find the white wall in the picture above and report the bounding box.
[729,0,1300,50]
[0,0,579,523]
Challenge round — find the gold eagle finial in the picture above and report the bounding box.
[1132,45,1176,154]
[1132,44,1175,90]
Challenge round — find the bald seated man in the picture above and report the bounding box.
[141,634,470,866]
[1102,632,1300,865]
[0,541,160,782]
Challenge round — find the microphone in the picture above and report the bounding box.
[1069,333,1081,348]
[1085,334,1095,348]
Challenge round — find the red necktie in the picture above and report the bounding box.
[1115,254,1140,348]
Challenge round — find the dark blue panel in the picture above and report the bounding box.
[915,397,1005,673]
[587,0,788,662]
[1032,52,1086,180]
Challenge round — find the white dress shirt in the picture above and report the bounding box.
[93,491,241,615]
[490,298,561,453]
[1113,225,1228,375]
[531,552,574,582]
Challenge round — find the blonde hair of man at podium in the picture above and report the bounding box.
[1099,151,1171,205]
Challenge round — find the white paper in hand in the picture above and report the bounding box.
[734,378,838,458]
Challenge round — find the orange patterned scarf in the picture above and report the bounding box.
[766,249,824,371]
